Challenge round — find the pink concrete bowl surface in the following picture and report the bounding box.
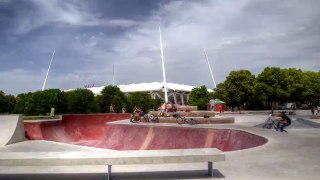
[24,114,268,152]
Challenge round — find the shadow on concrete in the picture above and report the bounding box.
[254,118,320,129]
[0,169,225,180]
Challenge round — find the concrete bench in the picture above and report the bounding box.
[0,148,225,179]
[105,148,225,179]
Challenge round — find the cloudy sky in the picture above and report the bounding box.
[0,0,319,95]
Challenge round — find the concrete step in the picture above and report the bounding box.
[157,117,235,124]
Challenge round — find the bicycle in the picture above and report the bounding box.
[262,114,287,132]
[141,114,159,123]
[173,114,196,125]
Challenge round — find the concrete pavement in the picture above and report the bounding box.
[0,112,320,179]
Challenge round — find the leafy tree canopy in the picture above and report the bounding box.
[189,85,211,110]
[224,70,255,107]
[64,89,96,114]
[127,92,152,113]
[255,67,287,103]
[100,85,127,113]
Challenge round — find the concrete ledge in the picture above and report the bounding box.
[0,148,225,166]
[177,106,198,111]
[158,116,235,124]
[149,111,216,117]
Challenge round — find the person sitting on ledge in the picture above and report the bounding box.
[130,106,141,122]
[171,102,177,112]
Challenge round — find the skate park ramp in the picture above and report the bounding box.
[24,114,267,152]
[0,115,25,147]
[255,117,320,129]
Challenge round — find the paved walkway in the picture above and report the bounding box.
[0,113,320,180]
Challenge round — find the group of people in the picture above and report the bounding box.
[157,102,177,116]
[109,104,127,113]
[129,101,177,122]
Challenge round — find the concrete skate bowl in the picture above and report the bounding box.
[24,114,268,152]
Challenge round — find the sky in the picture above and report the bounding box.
[0,0,319,95]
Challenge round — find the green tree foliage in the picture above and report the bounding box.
[4,94,16,113]
[254,67,287,108]
[0,91,5,113]
[127,92,152,113]
[64,89,97,114]
[302,71,320,104]
[282,68,305,102]
[13,93,29,114]
[0,91,14,113]
[14,89,63,115]
[224,70,256,108]
[151,98,163,111]
[189,85,211,110]
[100,85,127,113]
[212,83,227,100]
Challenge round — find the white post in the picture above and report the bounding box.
[42,49,55,91]
[173,92,177,104]
[203,49,216,89]
[180,93,185,105]
[159,26,168,103]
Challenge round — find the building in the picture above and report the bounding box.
[81,82,212,106]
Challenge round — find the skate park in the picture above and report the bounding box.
[1,110,320,180]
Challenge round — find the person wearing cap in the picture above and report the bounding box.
[274,111,291,132]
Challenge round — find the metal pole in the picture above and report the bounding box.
[42,49,55,91]
[107,164,112,180]
[159,26,168,103]
[208,161,213,177]
[203,49,216,89]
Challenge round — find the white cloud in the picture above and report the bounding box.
[108,0,320,87]
[2,0,320,95]
[13,0,139,34]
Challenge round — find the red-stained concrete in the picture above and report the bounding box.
[24,114,267,152]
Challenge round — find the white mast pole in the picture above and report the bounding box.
[42,49,55,91]
[159,26,168,103]
[203,49,216,89]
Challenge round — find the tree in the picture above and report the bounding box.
[188,85,211,110]
[302,71,320,105]
[4,94,16,113]
[224,70,256,109]
[254,67,287,110]
[14,93,30,114]
[127,92,152,113]
[212,83,227,101]
[64,89,97,114]
[13,89,64,115]
[99,85,127,113]
[151,98,163,111]
[0,91,8,113]
[282,68,305,103]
